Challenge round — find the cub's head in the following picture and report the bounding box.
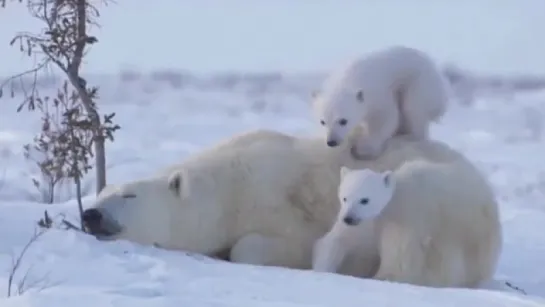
[82,170,202,247]
[311,86,366,148]
[338,166,395,226]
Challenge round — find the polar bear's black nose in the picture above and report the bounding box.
[343,216,358,226]
[327,140,338,147]
[82,208,103,232]
[83,208,102,223]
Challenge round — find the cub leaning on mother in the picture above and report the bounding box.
[82,128,501,288]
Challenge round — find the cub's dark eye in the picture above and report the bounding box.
[122,193,137,199]
[320,120,326,126]
[338,118,347,126]
[343,197,347,202]
[360,198,369,205]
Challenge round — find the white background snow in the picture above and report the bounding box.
[1,0,545,306]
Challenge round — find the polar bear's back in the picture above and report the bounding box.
[340,133,472,172]
[174,129,340,236]
[378,158,501,287]
[385,159,498,229]
[332,46,442,90]
[179,129,302,189]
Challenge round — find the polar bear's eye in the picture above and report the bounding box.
[122,193,137,199]
[338,118,347,126]
[342,197,347,202]
[320,120,326,126]
[359,198,369,205]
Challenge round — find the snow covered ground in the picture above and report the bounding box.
[1,1,545,306]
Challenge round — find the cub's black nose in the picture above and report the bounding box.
[343,216,357,226]
[327,140,338,147]
[82,208,102,229]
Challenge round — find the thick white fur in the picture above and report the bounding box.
[87,129,498,284]
[312,45,450,159]
[337,168,394,222]
[313,159,502,288]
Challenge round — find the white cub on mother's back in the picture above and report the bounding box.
[313,160,502,288]
[312,45,450,159]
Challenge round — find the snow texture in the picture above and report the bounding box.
[1,1,545,306]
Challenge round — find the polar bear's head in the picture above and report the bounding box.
[312,85,366,148]
[338,167,395,226]
[81,170,217,250]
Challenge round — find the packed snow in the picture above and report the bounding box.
[1,1,545,306]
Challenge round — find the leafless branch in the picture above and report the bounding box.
[0,60,49,96]
[7,227,48,297]
[38,209,85,233]
[1,0,120,228]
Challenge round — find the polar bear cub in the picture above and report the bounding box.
[337,168,394,224]
[312,45,449,159]
[313,160,502,288]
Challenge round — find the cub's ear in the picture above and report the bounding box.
[340,166,352,178]
[168,171,184,197]
[356,90,364,102]
[382,170,393,187]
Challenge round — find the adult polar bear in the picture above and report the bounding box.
[82,129,502,287]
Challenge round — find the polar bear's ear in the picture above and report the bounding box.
[168,172,184,197]
[340,166,351,178]
[382,170,393,188]
[356,90,364,102]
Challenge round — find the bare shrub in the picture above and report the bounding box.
[7,226,50,297]
[0,0,120,207]
[5,210,80,298]
[25,170,93,204]
[22,81,117,212]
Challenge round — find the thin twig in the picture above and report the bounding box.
[0,60,49,92]
[7,227,48,297]
[505,281,527,295]
[62,219,84,232]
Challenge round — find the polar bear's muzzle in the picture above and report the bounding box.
[82,208,123,239]
[326,129,346,147]
[343,214,361,226]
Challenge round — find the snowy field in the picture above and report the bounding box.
[1,1,545,306]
